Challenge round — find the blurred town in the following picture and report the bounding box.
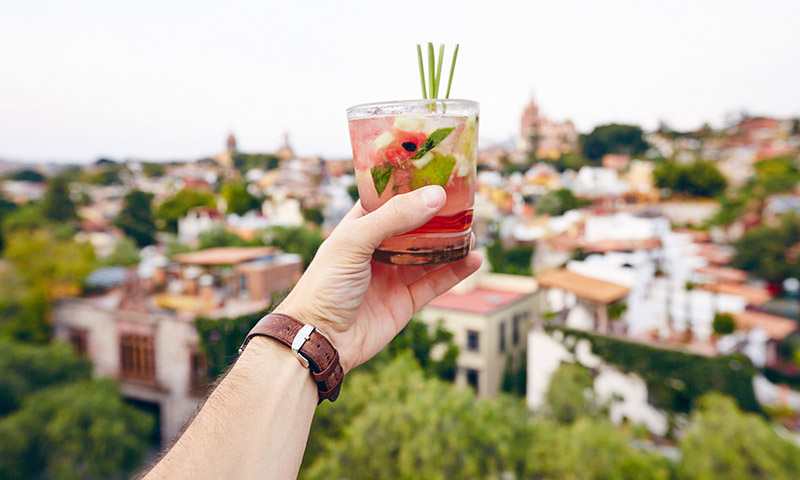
[2,96,800,478]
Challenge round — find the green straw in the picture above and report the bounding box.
[445,44,459,99]
[427,43,435,99]
[434,44,445,98]
[416,44,427,99]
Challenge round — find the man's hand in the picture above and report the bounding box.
[275,185,482,373]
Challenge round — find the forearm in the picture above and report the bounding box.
[145,337,318,480]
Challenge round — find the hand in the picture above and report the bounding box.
[275,185,482,373]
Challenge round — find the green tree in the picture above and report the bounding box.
[5,229,96,290]
[364,318,460,381]
[304,354,538,479]
[713,313,735,335]
[141,162,166,178]
[7,168,45,183]
[115,190,156,247]
[654,160,727,198]
[102,236,141,267]
[346,184,360,201]
[678,393,800,480]
[545,362,604,424]
[535,188,587,216]
[232,152,280,173]
[301,205,324,226]
[197,226,254,249]
[221,181,260,216]
[42,175,78,222]
[155,189,216,232]
[0,339,91,415]
[263,225,324,269]
[581,124,649,163]
[733,213,800,284]
[0,379,154,480]
[486,237,534,276]
[535,417,671,480]
[0,191,17,252]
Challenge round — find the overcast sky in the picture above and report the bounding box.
[1,0,799,163]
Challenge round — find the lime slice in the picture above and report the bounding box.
[410,153,455,190]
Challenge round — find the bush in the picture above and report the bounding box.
[713,313,735,335]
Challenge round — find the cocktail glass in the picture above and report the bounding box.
[347,99,479,266]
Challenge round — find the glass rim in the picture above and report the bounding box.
[347,98,479,118]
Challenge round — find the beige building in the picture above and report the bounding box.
[418,272,538,397]
[53,246,302,444]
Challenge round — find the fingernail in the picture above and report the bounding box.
[420,187,444,209]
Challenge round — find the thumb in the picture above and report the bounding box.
[353,186,446,250]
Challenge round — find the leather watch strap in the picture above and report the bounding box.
[238,313,344,403]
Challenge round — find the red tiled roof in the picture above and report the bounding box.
[694,244,733,265]
[173,247,277,265]
[694,265,748,284]
[733,311,798,340]
[426,287,529,315]
[537,268,630,304]
[585,237,661,253]
[700,283,772,306]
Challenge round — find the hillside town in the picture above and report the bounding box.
[3,95,800,477]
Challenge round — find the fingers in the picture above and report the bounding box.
[407,251,483,312]
[349,186,446,250]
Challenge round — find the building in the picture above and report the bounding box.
[53,246,302,443]
[517,96,578,160]
[417,270,538,397]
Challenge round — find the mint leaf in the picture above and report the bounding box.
[371,166,393,196]
[410,153,456,190]
[411,127,455,160]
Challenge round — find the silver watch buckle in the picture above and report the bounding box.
[291,324,315,369]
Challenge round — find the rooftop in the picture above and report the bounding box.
[426,287,530,315]
[537,268,630,304]
[700,283,772,306]
[694,265,748,284]
[733,311,798,340]
[172,246,277,266]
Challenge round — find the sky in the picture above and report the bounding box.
[1,0,799,163]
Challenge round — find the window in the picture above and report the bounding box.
[467,330,480,352]
[68,327,88,356]
[120,333,156,382]
[499,322,506,353]
[466,369,479,391]
[513,313,521,346]
[190,349,209,394]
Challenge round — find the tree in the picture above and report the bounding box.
[141,162,166,178]
[536,417,671,480]
[0,339,91,415]
[115,190,156,247]
[197,226,254,250]
[581,124,649,163]
[7,168,45,183]
[544,362,604,424]
[535,188,587,216]
[713,313,735,335]
[301,205,324,226]
[4,229,96,293]
[102,236,141,267]
[263,225,324,269]
[0,191,16,252]
[678,393,800,479]
[232,152,280,173]
[155,189,216,232]
[733,213,800,284]
[363,318,460,381]
[42,175,78,222]
[486,237,534,276]
[654,160,727,198]
[220,181,260,216]
[346,184,360,201]
[304,354,538,479]
[303,355,669,480]
[0,379,154,480]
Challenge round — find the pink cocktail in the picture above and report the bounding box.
[347,99,479,266]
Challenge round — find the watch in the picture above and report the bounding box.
[238,313,344,403]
